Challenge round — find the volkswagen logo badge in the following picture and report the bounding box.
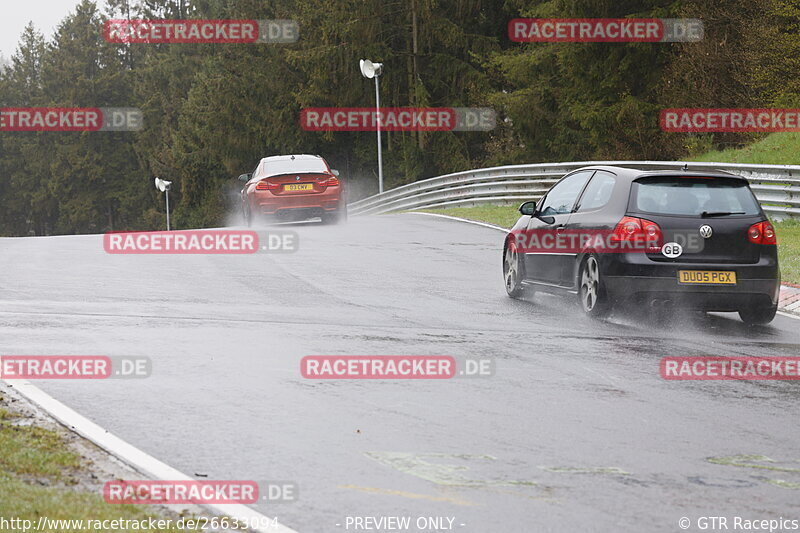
[699,225,713,239]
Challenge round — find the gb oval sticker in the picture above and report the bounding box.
[661,242,683,258]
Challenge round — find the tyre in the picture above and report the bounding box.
[322,205,347,225]
[739,304,777,325]
[243,204,253,227]
[578,254,611,318]
[503,241,527,298]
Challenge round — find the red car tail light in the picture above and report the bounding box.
[317,175,340,187]
[255,180,279,191]
[748,221,777,244]
[612,216,663,252]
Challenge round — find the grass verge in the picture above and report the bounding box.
[0,400,183,532]
[688,133,800,165]
[776,219,800,286]
[414,206,800,285]
[414,206,521,229]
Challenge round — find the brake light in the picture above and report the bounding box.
[612,216,663,252]
[255,180,279,191]
[747,221,777,244]
[318,175,340,187]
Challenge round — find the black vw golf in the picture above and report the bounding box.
[503,166,781,324]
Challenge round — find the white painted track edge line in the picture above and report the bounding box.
[777,311,800,320]
[402,211,509,233]
[2,379,298,533]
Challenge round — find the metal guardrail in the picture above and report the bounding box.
[349,161,800,219]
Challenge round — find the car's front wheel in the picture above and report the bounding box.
[578,254,610,318]
[739,304,777,325]
[504,241,527,298]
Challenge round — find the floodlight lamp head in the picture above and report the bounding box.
[154,177,172,192]
[360,59,383,79]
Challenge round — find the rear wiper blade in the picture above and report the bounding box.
[700,211,745,217]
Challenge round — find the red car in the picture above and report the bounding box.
[239,154,346,225]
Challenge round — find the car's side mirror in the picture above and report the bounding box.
[331,169,340,177]
[519,201,536,216]
[238,173,251,182]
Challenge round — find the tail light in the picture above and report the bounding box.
[612,216,663,252]
[255,180,279,191]
[748,221,777,244]
[317,175,340,187]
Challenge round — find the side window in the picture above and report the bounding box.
[538,171,593,216]
[576,171,616,212]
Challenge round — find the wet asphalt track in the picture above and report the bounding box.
[1,214,799,533]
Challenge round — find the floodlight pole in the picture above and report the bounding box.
[165,189,171,231]
[361,59,385,195]
[155,177,172,231]
[374,75,383,194]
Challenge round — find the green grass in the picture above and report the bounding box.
[0,476,186,532]
[689,133,800,165]
[0,421,81,479]
[416,206,800,285]
[0,401,183,532]
[416,206,521,229]
[776,219,800,285]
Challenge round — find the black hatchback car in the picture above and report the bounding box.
[503,166,781,324]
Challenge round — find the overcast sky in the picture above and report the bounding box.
[0,0,84,60]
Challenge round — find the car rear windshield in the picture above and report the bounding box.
[262,158,328,177]
[631,176,761,217]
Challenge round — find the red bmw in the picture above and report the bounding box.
[239,154,346,225]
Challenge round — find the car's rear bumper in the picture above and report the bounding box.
[249,190,342,217]
[601,252,780,311]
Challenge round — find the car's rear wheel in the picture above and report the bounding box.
[739,304,777,325]
[322,205,347,225]
[579,254,610,318]
[504,241,527,298]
